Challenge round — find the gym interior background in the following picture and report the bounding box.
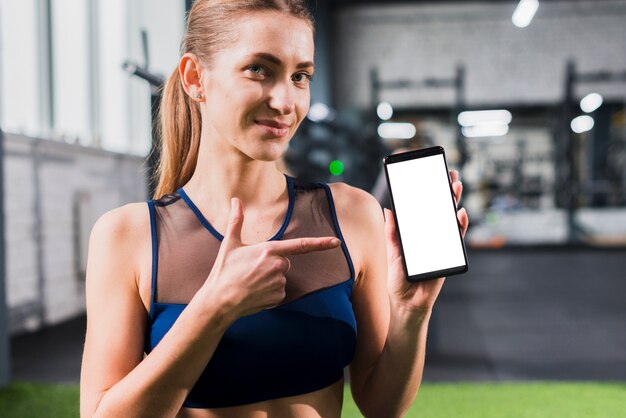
[0,0,624,415]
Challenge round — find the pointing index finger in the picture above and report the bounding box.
[267,237,341,256]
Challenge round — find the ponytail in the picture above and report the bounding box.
[151,0,313,199]
[152,67,202,199]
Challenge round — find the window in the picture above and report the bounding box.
[1,0,184,156]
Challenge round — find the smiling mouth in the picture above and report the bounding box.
[254,119,291,137]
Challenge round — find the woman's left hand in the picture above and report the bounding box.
[385,170,469,313]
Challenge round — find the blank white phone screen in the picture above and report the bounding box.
[387,154,466,276]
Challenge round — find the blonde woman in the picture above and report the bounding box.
[80,1,469,417]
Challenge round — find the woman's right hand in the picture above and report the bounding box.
[197,197,341,321]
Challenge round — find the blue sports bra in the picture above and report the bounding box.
[144,176,357,408]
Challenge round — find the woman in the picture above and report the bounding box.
[80,1,469,417]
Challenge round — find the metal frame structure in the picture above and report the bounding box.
[369,65,467,170]
[0,129,7,387]
[560,60,626,243]
[122,30,165,198]
[0,1,9,386]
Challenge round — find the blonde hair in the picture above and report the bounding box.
[152,0,314,199]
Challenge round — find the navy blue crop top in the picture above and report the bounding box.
[144,176,357,408]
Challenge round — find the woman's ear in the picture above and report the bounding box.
[179,53,205,101]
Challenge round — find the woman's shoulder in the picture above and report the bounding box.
[326,182,385,278]
[91,202,150,244]
[87,202,152,291]
[327,182,383,227]
[89,202,151,271]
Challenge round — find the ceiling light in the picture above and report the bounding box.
[462,124,509,138]
[377,122,416,139]
[377,102,394,120]
[580,93,603,113]
[512,0,539,28]
[571,115,594,134]
[457,110,512,127]
[307,102,335,122]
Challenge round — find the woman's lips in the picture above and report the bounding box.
[254,119,290,137]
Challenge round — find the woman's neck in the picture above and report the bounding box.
[182,138,287,214]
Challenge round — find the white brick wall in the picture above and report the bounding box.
[4,141,38,313]
[334,0,626,109]
[4,133,148,333]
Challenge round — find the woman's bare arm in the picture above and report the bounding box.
[79,203,234,418]
[80,199,342,418]
[332,181,467,417]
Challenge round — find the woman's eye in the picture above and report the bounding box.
[293,72,312,84]
[247,65,267,76]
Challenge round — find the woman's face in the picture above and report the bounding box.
[199,11,314,162]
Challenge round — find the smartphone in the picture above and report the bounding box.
[383,146,468,282]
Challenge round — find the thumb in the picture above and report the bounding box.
[223,197,244,247]
[384,208,396,243]
[384,208,402,265]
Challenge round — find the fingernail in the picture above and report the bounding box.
[231,198,237,211]
[332,238,341,246]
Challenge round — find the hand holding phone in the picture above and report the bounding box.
[384,146,469,282]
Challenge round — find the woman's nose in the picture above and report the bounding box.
[267,81,296,115]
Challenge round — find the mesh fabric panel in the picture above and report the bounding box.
[151,177,352,306]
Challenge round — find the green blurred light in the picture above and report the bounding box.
[329,160,344,176]
[486,212,499,225]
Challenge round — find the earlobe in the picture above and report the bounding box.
[188,85,203,102]
[179,52,205,101]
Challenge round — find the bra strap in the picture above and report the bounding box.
[147,200,158,320]
[320,183,356,281]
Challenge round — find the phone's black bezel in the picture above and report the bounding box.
[383,146,469,282]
